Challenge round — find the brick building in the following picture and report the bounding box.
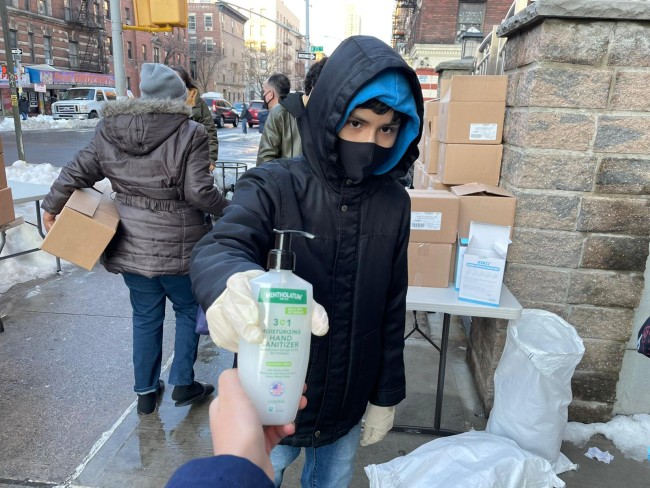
[0,0,189,115]
[187,0,247,101]
[392,0,512,98]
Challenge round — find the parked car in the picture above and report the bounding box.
[51,87,132,120]
[247,100,266,128]
[201,93,239,128]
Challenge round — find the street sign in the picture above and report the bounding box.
[310,46,323,53]
[11,48,22,55]
[298,52,317,60]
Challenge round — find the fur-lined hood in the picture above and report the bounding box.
[99,98,193,156]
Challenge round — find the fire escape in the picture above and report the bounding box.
[65,0,107,73]
[392,0,417,54]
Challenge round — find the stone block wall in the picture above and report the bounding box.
[467,6,649,422]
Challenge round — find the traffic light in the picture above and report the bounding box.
[134,0,187,28]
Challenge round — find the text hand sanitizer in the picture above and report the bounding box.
[238,229,315,425]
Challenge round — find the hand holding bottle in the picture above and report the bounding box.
[206,269,329,353]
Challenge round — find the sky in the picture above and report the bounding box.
[284,0,395,54]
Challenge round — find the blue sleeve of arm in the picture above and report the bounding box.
[166,455,274,488]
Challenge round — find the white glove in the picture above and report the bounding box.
[206,269,329,352]
[360,404,395,446]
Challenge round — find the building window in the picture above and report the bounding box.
[260,25,266,37]
[8,30,17,49]
[231,19,234,32]
[153,46,160,63]
[457,1,486,42]
[37,0,46,14]
[127,76,131,90]
[260,41,266,53]
[127,41,132,59]
[124,6,131,24]
[188,14,196,31]
[204,14,213,31]
[44,35,52,60]
[25,0,29,10]
[221,41,225,55]
[104,0,110,19]
[249,24,254,36]
[106,36,112,55]
[220,13,224,28]
[29,33,35,62]
[69,41,79,68]
[205,38,214,52]
[142,45,147,61]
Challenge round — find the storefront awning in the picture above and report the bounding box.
[25,67,115,87]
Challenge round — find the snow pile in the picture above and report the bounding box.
[564,414,650,462]
[0,114,100,131]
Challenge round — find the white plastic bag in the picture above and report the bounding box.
[486,309,585,474]
[364,431,565,488]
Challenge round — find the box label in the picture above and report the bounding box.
[459,254,505,305]
[411,212,442,231]
[469,123,498,141]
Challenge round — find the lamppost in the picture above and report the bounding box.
[460,28,484,59]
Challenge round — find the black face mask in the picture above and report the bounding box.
[336,139,392,183]
[262,90,274,110]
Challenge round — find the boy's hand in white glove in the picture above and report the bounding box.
[206,270,329,352]
[360,404,395,446]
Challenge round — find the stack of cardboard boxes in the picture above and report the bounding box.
[0,139,16,226]
[408,76,517,306]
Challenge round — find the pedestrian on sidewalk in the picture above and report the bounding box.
[18,95,29,120]
[41,63,228,415]
[240,102,253,134]
[191,35,423,487]
[170,65,219,173]
[256,57,328,166]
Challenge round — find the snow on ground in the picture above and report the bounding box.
[0,161,65,294]
[0,114,100,132]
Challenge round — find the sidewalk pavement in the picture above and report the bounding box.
[0,265,648,487]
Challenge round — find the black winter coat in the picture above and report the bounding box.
[191,35,424,447]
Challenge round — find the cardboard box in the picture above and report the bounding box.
[424,137,439,174]
[438,101,505,145]
[438,143,503,186]
[458,222,511,306]
[408,189,459,244]
[428,174,452,191]
[0,187,15,226]
[439,78,452,99]
[451,183,516,239]
[441,75,507,103]
[408,242,453,288]
[424,100,439,139]
[413,161,427,190]
[41,186,119,271]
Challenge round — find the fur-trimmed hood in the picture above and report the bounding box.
[99,98,193,156]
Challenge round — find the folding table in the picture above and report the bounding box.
[396,284,522,436]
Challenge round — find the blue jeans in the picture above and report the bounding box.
[122,273,200,394]
[242,120,248,133]
[270,422,362,487]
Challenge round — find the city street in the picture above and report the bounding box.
[0,125,260,167]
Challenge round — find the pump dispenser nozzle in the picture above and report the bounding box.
[268,229,315,271]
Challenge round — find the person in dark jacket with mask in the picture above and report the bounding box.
[41,63,228,416]
[190,36,423,487]
[170,66,219,171]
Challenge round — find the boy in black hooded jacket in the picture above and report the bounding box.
[191,36,423,487]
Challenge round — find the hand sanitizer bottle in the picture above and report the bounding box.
[238,229,315,425]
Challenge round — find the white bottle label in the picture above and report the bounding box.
[255,287,309,418]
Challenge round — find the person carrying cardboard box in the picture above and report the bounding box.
[41,63,229,415]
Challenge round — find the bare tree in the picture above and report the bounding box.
[191,40,225,93]
[244,43,283,99]
[155,29,189,66]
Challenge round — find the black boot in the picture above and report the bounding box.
[172,381,215,407]
[137,380,165,415]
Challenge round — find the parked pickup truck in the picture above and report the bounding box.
[51,86,131,120]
